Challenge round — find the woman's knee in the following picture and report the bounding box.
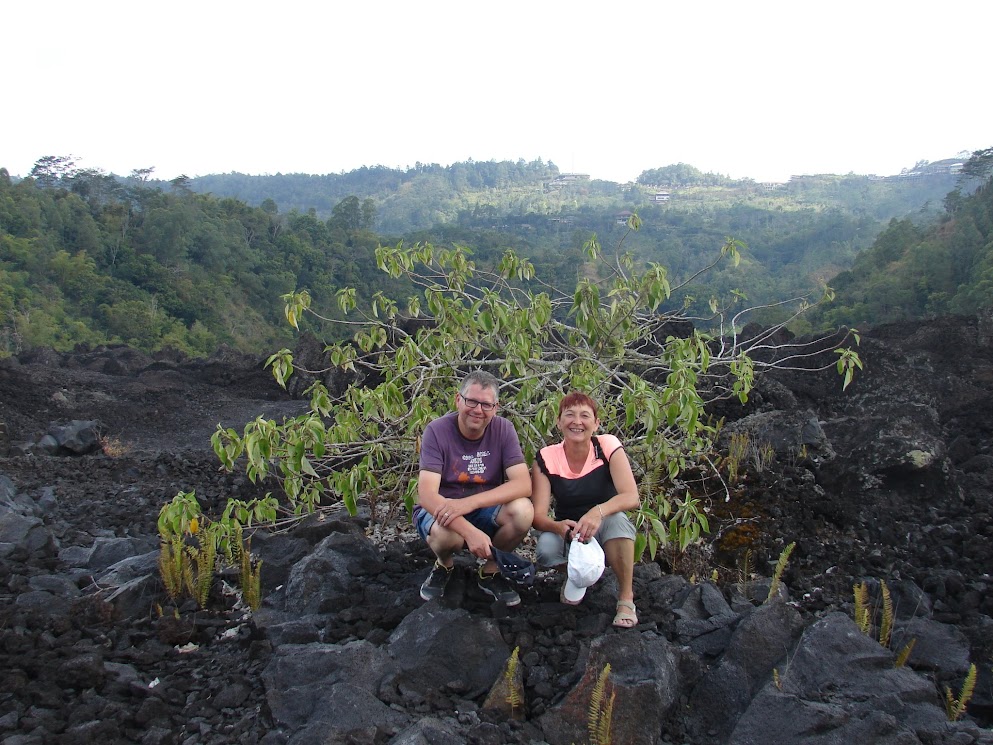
[536,531,566,567]
[602,537,635,570]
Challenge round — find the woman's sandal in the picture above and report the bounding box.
[613,600,638,628]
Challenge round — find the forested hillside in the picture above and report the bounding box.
[0,152,984,358]
[188,157,966,325]
[811,148,993,328]
[0,165,403,356]
[188,159,961,235]
[191,160,562,235]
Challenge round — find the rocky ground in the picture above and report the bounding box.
[0,313,992,744]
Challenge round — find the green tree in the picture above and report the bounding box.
[214,223,859,560]
[29,155,80,188]
[329,196,363,233]
[130,167,156,183]
[638,163,735,188]
[101,298,169,349]
[139,204,195,266]
[960,147,993,182]
[48,249,104,303]
[361,198,377,230]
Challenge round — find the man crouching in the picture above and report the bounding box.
[413,370,533,605]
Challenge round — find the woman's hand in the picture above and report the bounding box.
[557,519,579,540]
[574,509,603,543]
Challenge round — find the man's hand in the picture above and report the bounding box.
[464,527,493,560]
[434,497,474,528]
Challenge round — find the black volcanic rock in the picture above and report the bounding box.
[0,313,991,743]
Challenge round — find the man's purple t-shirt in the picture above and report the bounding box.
[419,412,526,500]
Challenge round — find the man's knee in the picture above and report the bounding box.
[427,524,465,555]
[501,497,534,529]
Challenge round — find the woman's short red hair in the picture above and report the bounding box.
[558,391,599,418]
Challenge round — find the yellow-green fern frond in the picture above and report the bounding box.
[945,664,977,721]
[240,549,264,612]
[504,647,523,712]
[595,691,615,745]
[894,638,916,668]
[853,582,871,633]
[766,542,795,603]
[878,580,893,648]
[739,548,755,582]
[588,663,613,745]
[181,549,195,598]
[186,540,217,609]
[158,536,186,599]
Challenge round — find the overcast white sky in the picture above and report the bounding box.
[4,1,989,184]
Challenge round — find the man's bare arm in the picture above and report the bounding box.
[465,462,531,508]
[417,469,446,514]
[422,462,531,530]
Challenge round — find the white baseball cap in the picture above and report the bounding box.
[563,536,605,603]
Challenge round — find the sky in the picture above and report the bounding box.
[4,1,990,184]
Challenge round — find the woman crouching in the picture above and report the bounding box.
[530,392,641,628]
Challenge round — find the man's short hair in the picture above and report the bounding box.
[459,370,501,399]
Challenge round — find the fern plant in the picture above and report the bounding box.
[877,581,893,649]
[725,432,749,484]
[157,490,275,610]
[894,638,916,668]
[158,535,186,600]
[853,581,872,633]
[853,578,916,666]
[504,647,524,716]
[765,542,795,603]
[945,664,977,721]
[737,547,755,584]
[239,543,264,611]
[188,531,218,608]
[752,442,776,473]
[587,663,615,745]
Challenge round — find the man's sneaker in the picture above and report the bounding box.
[420,560,453,601]
[477,566,521,606]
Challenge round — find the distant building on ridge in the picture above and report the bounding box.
[547,173,590,189]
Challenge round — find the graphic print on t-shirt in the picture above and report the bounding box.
[459,450,491,482]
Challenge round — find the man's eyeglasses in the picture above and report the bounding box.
[459,393,498,412]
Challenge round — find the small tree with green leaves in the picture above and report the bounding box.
[212,217,860,559]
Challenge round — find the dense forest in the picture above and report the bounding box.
[812,148,993,328]
[187,159,962,235]
[0,162,395,356]
[0,151,988,358]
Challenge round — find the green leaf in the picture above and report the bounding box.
[634,534,647,562]
[300,456,318,478]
